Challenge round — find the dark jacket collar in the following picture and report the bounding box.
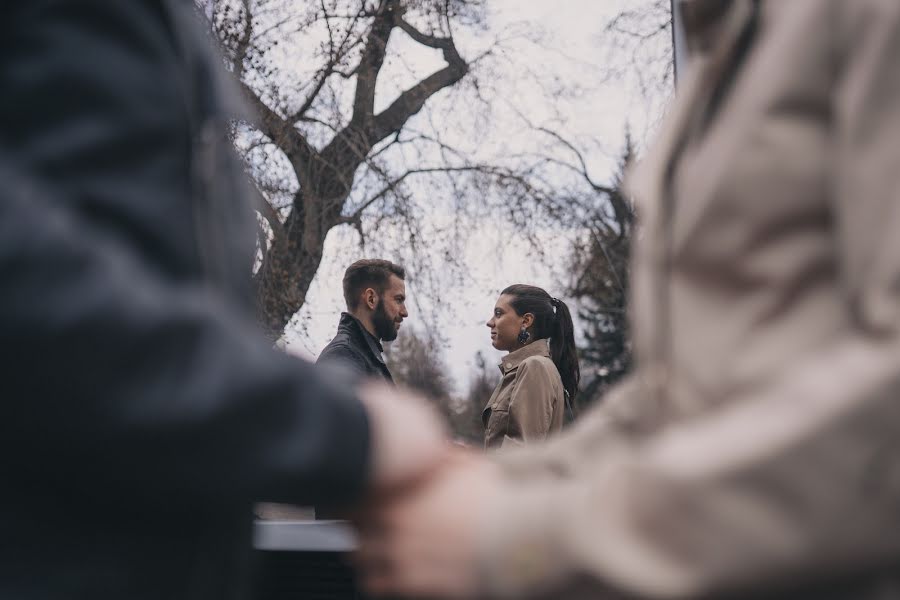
[339,312,386,364]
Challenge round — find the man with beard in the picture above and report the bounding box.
[318,259,408,383]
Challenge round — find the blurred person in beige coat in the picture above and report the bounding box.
[482,284,579,449]
[352,1,900,599]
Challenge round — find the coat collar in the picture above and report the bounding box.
[339,312,386,363]
[626,0,758,220]
[678,0,738,53]
[498,338,551,375]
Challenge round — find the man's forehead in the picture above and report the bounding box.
[386,274,405,294]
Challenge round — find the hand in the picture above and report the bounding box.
[357,382,449,495]
[354,451,503,599]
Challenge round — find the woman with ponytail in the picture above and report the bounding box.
[482,284,580,449]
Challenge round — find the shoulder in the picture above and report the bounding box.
[514,356,562,386]
[518,355,558,374]
[318,338,366,366]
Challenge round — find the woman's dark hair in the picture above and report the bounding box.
[502,284,580,404]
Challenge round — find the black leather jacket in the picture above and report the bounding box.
[318,313,394,383]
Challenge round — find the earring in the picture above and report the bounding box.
[517,326,531,345]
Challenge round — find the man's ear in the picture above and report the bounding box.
[364,287,378,310]
[522,313,535,329]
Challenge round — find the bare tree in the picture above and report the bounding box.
[203,0,489,337]
[200,0,608,337]
[601,0,674,99]
[200,0,672,340]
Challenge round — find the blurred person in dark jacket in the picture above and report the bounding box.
[0,2,445,599]
[318,259,408,383]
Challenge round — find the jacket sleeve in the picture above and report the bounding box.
[0,156,371,513]
[502,359,557,448]
[475,2,900,598]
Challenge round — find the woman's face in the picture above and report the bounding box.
[486,294,529,352]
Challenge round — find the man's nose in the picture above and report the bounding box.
[400,306,409,318]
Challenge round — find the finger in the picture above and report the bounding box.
[356,535,432,600]
[353,536,405,599]
[359,568,400,599]
[352,527,396,574]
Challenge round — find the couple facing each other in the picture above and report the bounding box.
[318,258,579,448]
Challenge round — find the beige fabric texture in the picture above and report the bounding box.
[477,1,900,598]
[482,338,565,450]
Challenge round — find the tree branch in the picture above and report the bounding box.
[349,164,538,220]
[368,17,468,142]
[290,66,333,124]
[350,0,399,124]
[395,17,456,55]
[536,127,635,233]
[370,63,468,142]
[238,81,317,172]
[233,0,253,81]
[250,180,284,233]
[288,1,364,123]
[537,128,612,193]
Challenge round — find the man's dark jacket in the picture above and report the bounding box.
[0,2,370,598]
[318,313,394,383]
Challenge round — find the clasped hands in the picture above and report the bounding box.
[351,383,504,599]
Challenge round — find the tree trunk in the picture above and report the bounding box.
[253,199,329,340]
[229,0,471,340]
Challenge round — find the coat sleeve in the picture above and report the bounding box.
[475,2,900,598]
[502,359,557,448]
[0,154,372,513]
[0,0,373,514]
[0,155,372,513]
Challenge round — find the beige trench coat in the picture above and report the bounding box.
[482,339,565,449]
[476,1,900,598]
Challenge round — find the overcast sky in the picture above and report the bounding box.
[281,0,673,395]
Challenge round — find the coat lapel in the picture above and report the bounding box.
[626,0,758,288]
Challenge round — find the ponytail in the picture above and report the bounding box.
[549,297,580,406]
[502,284,581,406]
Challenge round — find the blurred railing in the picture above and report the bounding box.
[253,520,364,600]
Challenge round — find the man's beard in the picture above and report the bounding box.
[372,298,399,341]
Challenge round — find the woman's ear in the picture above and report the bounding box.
[522,313,535,329]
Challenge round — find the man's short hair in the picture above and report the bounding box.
[343,259,406,311]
